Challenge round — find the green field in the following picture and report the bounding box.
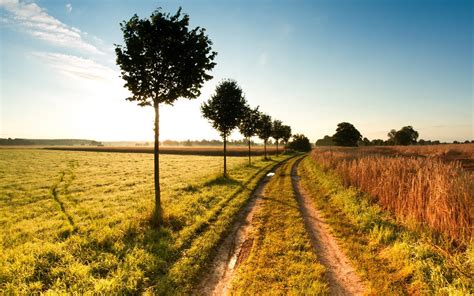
[0,149,287,294]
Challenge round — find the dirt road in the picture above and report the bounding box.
[196,155,365,295]
[291,157,366,295]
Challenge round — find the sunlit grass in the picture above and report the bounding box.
[0,149,287,294]
[231,156,328,295]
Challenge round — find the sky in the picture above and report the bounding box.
[0,0,472,142]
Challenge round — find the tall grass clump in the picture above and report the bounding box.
[311,150,473,244]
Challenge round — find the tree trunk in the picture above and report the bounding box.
[154,103,162,226]
[276,139,279,155]
[248,137,251,165]
[223,134,227,177]
[264,139,267,160]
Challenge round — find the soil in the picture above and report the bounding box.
[291,157,366,295]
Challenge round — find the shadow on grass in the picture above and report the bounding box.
[181,184,199,193]
[203,175,242,187]
[261,196,300,211]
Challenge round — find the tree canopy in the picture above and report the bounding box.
[389,126,419,145]
[201,80,247,137]
[239,106,261,164]
[257,114,273,142]
[272,120,285,142]
[115,8,216,107]
[201,79,247,176]
[239,106,261,139]
[288,134,312,152]
[281,125,292,145]
[332,122,362,147]
[256,114,273,159]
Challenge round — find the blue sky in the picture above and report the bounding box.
[0,0,472,142]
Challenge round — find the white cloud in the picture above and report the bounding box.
[33,52,118,82]
[0,0,103,55]
[65,3,72,13]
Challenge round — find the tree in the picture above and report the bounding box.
[115,7,216,225]
[201,80,247,177]
[288,134,312,152]
[388,126,419,145]
[281,125,292,147]
[315,135,335,146]
[332,122,362,147]
[256,114,273,159]
[239,106,261,165]
[272,120,285,155]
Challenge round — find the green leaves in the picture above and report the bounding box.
[239,106,261,139]
[115,7,217,107]
[201,79,248,137]
[333,122,362,147]
[256,114,272,141]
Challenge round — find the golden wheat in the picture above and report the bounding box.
[311,149,473,244]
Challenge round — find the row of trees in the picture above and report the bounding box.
[201,79,292,176]
[316,123,426,147]
[115,8,297,225]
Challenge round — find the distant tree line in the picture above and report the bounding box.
[315,123,473,147]
[0,138,102,146]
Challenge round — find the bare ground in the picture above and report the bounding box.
[291,157,366,295]
[194,160,286,296]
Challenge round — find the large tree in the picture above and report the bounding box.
[256,114,273,160]
[239,106,261,165]
[201,80,247,177]
[115,8,216,225]
[332,122,362,147]
[388,126,419,145]
[272,120,285,155]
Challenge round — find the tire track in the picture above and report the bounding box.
[49,161,77,232]
[291,157,366,295]
[194,157,293,296]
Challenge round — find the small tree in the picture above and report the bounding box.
[256,114,272,159]
[239,106,261,165]
[115,7,216,225]
[281,125,292,147]
[201,79,247,177]
[288,134,312,152]
[272,120,285,155]
[332,122,362,147]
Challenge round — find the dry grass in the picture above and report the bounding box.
[310,147,473,244]
[299,156,473,294]
[316,143,474,171]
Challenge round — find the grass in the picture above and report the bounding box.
[231,156,328,295]
[299,155,473,294]
[0,149,289,294]
[310,148,473,244]
[40,145,283,156]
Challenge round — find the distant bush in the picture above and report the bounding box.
[288,134,312,152]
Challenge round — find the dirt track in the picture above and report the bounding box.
[196,156,366,295]
[194,160,286,295]
[291,157,365,295]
